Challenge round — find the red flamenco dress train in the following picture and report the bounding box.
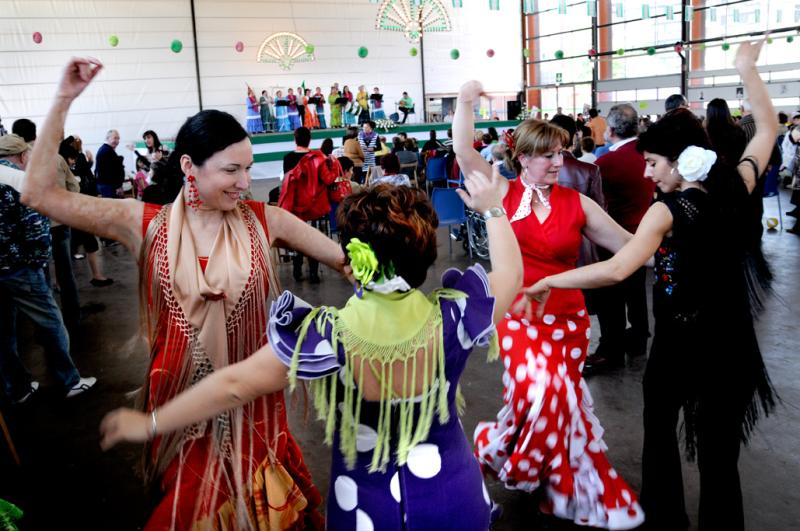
[141,201,323,530]
[473,181,644,529]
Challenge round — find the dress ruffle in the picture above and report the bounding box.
[267,291,341,379]
[440,264,496,350]
[474,312,644,530]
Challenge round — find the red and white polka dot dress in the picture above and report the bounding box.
[474,181,644,529]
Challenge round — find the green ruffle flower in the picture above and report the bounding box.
[346,238,379,285]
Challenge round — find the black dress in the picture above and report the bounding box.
[640,188,775,531]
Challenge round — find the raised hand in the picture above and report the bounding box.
[56,57,103,101]
[99,408,150,451]
[458,80,485,104]
[456,168,503,214]
[734,37,766,73]
[511,279,552,321]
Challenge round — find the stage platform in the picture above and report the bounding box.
[138,120,520,180]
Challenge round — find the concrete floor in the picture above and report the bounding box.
[1,182,798,530]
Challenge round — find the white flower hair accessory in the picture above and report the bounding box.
[677,145,717,182]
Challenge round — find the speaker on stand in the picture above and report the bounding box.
[506,100,521,121]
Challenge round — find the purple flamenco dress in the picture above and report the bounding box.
[267,265,499,531]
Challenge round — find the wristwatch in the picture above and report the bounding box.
[483,206,506,221]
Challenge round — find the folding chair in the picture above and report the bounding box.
[431,188,471,258]
[400,162,419,187]
[425,157,448,196]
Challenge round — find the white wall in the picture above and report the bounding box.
[423,2,523,96]
[0,0,198,168]
[0,0,523,169]
[193,0,424,127]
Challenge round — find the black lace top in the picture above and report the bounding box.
[653,188,722,323]
[652,187,775,457]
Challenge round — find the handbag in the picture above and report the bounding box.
[328,177,352,204]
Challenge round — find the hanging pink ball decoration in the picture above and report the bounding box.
[486,49,495,58]
[32,32,43,44]
[674,42,683,54]
[235,41,244,52]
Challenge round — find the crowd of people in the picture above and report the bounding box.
[246,83,415,134]
[0,36,794,530]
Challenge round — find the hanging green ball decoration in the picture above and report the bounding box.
[766,37,773,44]
[788,36,795,43]
[721,42,730,51]
[450,48,460,60]
[305,44,315,54]
[171,39,183,53]
[409,47,418,57]
[109,35,119,47]
[647,47,656,56]
[523,48,530,58]
[358,46,368,58]
[554,50,564,60]
[617,48,625,56]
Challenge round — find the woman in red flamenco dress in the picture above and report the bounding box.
[21,57,348,530]
[453,81,644,530]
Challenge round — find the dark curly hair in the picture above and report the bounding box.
[337,184,438,289]
[637,108,751,252]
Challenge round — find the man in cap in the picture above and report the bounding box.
[0,134,96,403]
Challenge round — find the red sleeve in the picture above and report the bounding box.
[142,203,163,237]
[244,200,270,243]
[320,156,342,186]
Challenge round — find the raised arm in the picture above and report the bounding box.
[457,169,523,324]
[100,342,288,450]
[580,194,633,254]
[266,205,347,274]
[453,81,494,179]
[21,57,143,254]
[735,39,777,193]
[515,202,672,319]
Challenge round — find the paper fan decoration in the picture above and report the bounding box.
[257,32,315,70]
[374,0,452,44]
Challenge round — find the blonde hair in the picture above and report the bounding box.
[510,119,569,174]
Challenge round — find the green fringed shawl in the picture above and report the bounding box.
[287,288,499,473]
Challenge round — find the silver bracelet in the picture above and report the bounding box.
[150,409,158,440]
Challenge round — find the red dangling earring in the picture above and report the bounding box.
[185,175,203,209]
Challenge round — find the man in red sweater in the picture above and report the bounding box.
[588,103,656,372]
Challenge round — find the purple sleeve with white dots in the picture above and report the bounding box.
[267,291,342,379]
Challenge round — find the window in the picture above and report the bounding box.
[528,0,594,86]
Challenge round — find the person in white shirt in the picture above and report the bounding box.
[577,136,597,164]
